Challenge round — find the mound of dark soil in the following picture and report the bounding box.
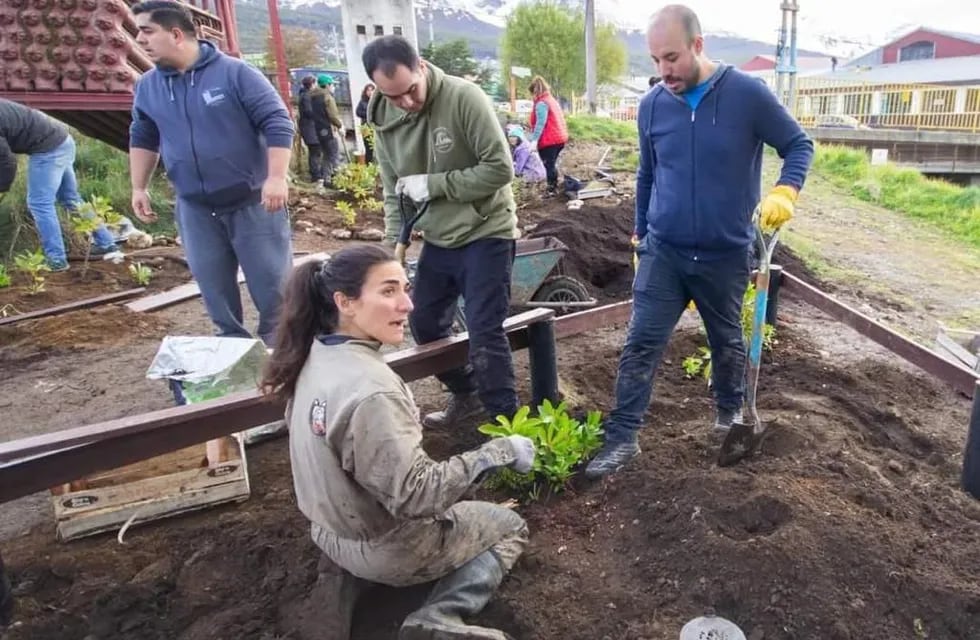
[529,202,635,302]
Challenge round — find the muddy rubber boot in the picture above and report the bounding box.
[0,553,13,628]
[398,551,512,640]
[289,555,367,640]
[423,392,487,429]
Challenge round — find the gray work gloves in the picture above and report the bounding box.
[472,435,536,477]
[503,435,536,473]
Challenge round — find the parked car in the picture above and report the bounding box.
[814,114,869,130]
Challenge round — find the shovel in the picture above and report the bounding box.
[718,210,780,467]
[394,193,428,265]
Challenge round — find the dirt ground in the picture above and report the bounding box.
[2,147,979,639]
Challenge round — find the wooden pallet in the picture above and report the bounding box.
[49,433,250,542]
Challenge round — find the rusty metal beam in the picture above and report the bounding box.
[781,271,979,396]
[554,300,633,339]
[0,309,554,503]
[0,288,145,327]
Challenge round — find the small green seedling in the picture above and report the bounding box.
[14,249,51,295]
[0,264,10,289]
[128,262,153,286]
[335,201,357,228]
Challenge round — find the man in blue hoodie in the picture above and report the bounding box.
[586,4,814,479]
[128,1,294,345]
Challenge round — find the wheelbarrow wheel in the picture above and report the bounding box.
[532,275,592,315]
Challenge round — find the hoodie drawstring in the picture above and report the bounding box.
[191,69,195,87]
[168,77,174,102]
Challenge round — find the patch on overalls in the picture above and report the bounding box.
[309,399,327,436]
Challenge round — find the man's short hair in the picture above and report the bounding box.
[362,35,420,79]
[131,0,197,37]
[650,4,703,44]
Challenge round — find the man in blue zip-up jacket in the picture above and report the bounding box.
[587,4,814,479]
[128,1,294,346]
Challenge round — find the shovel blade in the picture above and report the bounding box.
[718,420,765,467]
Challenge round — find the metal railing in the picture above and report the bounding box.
[570,76,980,132]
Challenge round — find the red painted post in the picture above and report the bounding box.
[266,0,291,109]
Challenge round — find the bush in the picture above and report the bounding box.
[478,400,603,500]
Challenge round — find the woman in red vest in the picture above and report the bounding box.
[527,76,569,197]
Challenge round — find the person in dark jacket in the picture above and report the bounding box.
[585,4,814,479]
[128,0,294,346]
[297,75,323,182]
[310,74,344,186]
[355,83,375,163]
[0,99,122,271]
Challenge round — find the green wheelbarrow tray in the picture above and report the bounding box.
[405,236,597,332]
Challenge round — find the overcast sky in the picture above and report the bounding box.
[609,0,980,56]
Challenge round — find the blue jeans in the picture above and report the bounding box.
[409,238,518,417]
[26,136,116,264]
[177,197,292,346]
[602,239,751,444]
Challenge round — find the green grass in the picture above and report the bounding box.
[566,114,636,145]
[812,145,980,249]
[0,131,174,261]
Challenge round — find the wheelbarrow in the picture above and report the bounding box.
[405,236,596,332]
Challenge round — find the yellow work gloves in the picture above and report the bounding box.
[760,184,798,232]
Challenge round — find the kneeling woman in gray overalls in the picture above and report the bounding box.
[261,244,534,640]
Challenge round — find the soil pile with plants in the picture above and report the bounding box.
[3,321,977,640]
[529,202,635,301]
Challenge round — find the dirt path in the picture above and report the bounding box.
[767,158,980,343]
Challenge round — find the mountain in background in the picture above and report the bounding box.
[233,0,829,77]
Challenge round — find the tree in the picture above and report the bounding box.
[421,38,492,85]
[501,3,627,98]
[265,26,322,70]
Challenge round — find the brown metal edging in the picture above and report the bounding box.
[554,300,633,340]
[0,308,553,503]
[0,288,146,327]
[125,252,329,313]
[781,271,979,396]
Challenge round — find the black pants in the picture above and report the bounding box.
[538,143,564,191]
[306,142,322,181]
[316,130,339,183]
[409,238,518,417]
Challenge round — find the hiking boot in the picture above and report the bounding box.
[423,392,487,429]
[399,551,512,640]
[714,408,744,434]
[584,439,640,479]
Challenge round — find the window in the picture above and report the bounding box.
[842,93,872,116]
[374,25,384,36]
[965,88,980,113]
[881,91,912,115]
[898,40,935,62]
[393,25,403,35]
[356,25,366,35]
[921,88,956,113]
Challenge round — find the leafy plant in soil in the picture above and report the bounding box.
[128,262,153,286]
[70,195,122,278]
[683,283,776,384]
[13,249,50,295]
[335,201,357,228]
[478,400,603,499]
[0,264,10,288]
[332,162,383,215]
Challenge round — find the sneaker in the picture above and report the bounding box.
[714,408,744,434]
[89,243,121,256]
[584,439,641,479]
[46,259,69,272]
[422,392,487,429]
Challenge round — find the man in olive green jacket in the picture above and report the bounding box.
[364,35,519,429]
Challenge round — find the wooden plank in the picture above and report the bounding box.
[0,288,146,327]
[0,308,554,503]
[52,434,250,541]
[781,271,979,396]
[125,252,328,313]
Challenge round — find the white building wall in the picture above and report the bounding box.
[340,0,419,156]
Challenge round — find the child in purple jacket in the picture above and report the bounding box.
[507,125,545,183]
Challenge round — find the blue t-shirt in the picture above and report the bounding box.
[683,80,711,110]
